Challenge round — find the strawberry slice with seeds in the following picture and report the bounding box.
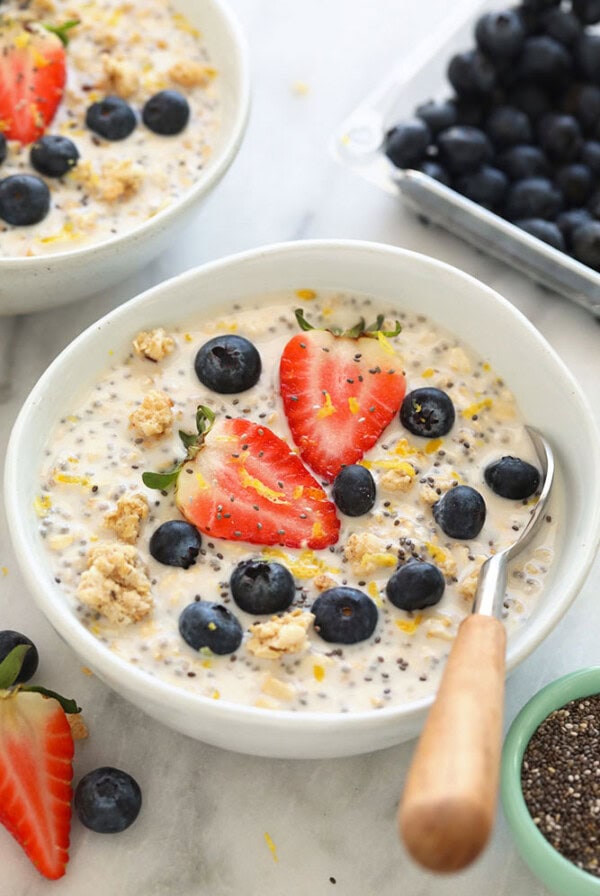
[145,409,340,548]
[279,310,407,482]
[0,645,77,880]
[0,22,70,145]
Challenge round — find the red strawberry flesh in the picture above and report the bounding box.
[0,691,73,880]
[280,329,406,481]
[176,417,340,548]
[0,23,66,145]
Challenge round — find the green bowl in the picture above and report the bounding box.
[501,668,600,896]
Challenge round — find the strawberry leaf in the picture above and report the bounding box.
[294,308,401,340]
[142,467,182,490]
[43,19,80,46]
[179,430,198,450]
[144,405,216,491]
[22,685,81,714]
[0,644,31,690]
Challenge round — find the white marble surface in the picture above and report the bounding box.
[1,0,599,892]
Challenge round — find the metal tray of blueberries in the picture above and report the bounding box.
[332,0,600,319]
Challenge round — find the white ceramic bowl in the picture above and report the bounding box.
[5,240,600,758]
[0,0,249,316]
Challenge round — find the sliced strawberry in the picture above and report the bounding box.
[279,311,407,481]
[175,416,340,549]
[0,690,74,879]
[0,22,67,145]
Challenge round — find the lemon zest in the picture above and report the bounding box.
[425,438,443,454]
[316,391,336,419]
[462,398,493,418]
[239,468,288,503]
[313,664,325,682]
[34,495,52,517]
[264,832,278,863]
[395,613,423,634]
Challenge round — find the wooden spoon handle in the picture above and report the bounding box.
[398,613,507,873]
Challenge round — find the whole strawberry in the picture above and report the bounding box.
[279,310,406,481]
[0,643,79,879]
[0,20,77,145]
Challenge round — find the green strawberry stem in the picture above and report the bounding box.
[142,404,215,491]
[0,646,81,713]
[294,308,401,338]
[24,686,80,714]
[43,19,79,46]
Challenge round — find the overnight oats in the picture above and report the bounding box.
[0,0,219,256]
[37,290,555,713]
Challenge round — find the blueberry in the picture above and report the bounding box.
[230,560,295,615]
[149,520,202,568]
[556,207,592,243]
[515,218,566,251]
[0,631,39,684]
[419,160,452,187]
[179,601,243,654]
[520,0,561,9]
[0,134,6,166]
[332,465,376,516]
[142,90,190,136]
[538,114,583,163]
[29,135,79,178]
[194,334,261,393]
[496,144,550,180]
[0,174,50,226]
[517,36,572,85]
[508,83,552,123]
[485,106,533,149]
[539,8,582,46]
[433,485,486,540]
[562,84,600,136]
[474,10,525,58]
[452,97,486,128]
[484,456,540,499]
[572,0,600,25]
[514,4,543,34]
[75,767,141,834]
[504,177,562,220]
[386,562,445,612]
[400,387,455,438]
[571,220,600,268]
[581,140,600,175]
[437,126,493,174]
[455,165,508,210]
[574,33,600,83]
[86,96,136,140]
[586,189,600,218]
[447,49,497,97]
[312,587,377,645]
[415,99,457,135]
[555,164,593,208]
[383,119,431,169]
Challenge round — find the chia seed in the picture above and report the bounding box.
[521,694,600,876]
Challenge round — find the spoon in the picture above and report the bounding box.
[398,427,555,873]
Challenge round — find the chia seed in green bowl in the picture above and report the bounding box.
[502,668,600,896]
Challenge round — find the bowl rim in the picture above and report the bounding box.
[5,238,600,733]
[501,667,600,894]
[0,0,251,267]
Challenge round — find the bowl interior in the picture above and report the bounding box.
[502,668,600,896]
[5,241,600,755]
